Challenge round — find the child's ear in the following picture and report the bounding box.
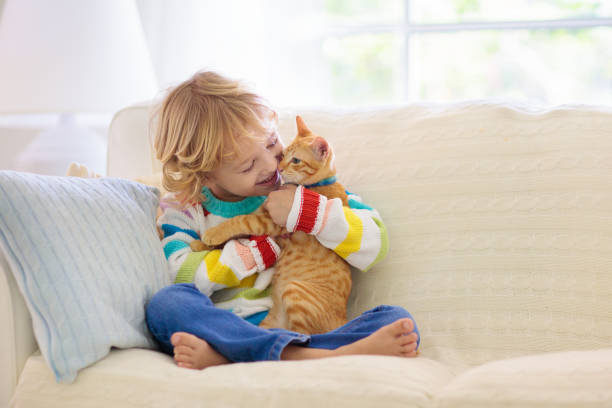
[296,115,311,137]
[200,173,214,188]
[311,137,329,161]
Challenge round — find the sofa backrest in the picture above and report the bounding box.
[108,101,612,371]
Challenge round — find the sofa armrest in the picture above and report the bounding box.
[0,250,37,407]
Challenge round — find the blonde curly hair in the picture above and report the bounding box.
[153,71,275,203]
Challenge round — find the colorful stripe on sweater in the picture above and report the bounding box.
[286,185,389,272]
[157,184,388,322]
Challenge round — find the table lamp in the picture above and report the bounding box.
[0,0,158,175]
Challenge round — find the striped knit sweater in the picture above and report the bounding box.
[158,185,389,325]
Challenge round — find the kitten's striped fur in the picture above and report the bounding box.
[202,116,351,334]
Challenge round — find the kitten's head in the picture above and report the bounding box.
[279,116,336,186]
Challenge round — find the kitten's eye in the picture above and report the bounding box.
[291,158,301,164]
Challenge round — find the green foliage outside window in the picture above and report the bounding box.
[319,1,611,106]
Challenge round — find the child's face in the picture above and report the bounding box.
[206,123,284,201]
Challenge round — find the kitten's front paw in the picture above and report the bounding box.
[202,226,231,246]
[190,240,212,252]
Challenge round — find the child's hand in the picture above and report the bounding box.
[263,184,297,227]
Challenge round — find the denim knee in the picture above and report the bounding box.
[364,304,412,319]
[146,284,208,325]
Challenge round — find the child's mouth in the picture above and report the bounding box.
[257,170,280,187]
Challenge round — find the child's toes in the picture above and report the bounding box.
[170,332,184,346]
[174,353,188,363]
[388,318,414,337]
[174,348,192,360]
[174,349,193,364]
[400,318,415,334]
[171,332,201,348]
[174,345,194,356]
[400,332,419,345]
[400,341,418,354]
[401,350,418,358]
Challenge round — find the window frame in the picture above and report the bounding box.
[322,0,612,103]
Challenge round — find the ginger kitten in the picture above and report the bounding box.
[201,116,351,334]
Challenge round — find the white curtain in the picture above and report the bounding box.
[136,0,330,108]
[134,1,612,108]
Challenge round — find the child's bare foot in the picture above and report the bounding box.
[281,318,419,360]
[170,332,230,369]
[337,318,419,357]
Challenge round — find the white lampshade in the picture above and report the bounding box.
[0,0,157,113]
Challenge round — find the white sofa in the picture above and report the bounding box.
[2,101,612,407]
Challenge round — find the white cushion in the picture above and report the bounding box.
[0,172,170,383]
[13,349,455,408]
[107,102,159,179]
[436,349,612,407]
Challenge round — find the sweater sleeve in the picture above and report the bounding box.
[158,203,280,296]
[285,185,389,272]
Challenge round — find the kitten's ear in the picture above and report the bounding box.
[296,115,311,137]
[311,136,329,161]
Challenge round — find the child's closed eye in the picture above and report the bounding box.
[242,160,255,173]
[266,137,278,149]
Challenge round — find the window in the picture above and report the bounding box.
[321,0,612,106]
[139,0,612,108]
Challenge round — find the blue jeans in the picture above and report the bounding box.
[146,283,420,362]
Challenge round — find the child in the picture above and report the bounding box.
[146,70,420,369]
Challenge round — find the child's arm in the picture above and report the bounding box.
[265,185,388,272]
[158,203,280,296]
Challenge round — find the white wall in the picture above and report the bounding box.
[0,0,26,171]
[0,0,112,174]
[0,121,109,173]
[0,128,35,170]
[134,0,329,108]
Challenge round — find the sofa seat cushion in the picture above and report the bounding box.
[436,349,612,408]
[13,349,455,408]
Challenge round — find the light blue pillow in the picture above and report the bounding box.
[0,171,170,383]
